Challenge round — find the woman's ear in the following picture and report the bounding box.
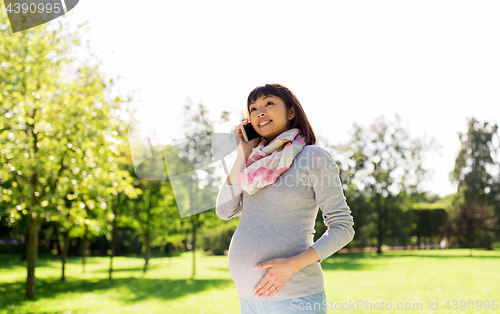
[288,106,295,121]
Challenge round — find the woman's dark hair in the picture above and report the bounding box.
[246,83,317,145]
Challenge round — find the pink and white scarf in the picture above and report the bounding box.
[238,128,306,195]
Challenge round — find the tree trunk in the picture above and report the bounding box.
[54,237,61,254]
[82,225,88,273]
[143,231,151,273]
[485,233,493,250]
[191,215,198,278]
[375,194,385,255]
[21,228,29,261]
[192,233,195,278]
[60,231,69,282]
[143,198,151,274]
[109,218,117,280]
[109,193,121,280]
[25,212,40,299]
[164,243,173,266]
[376,208,384,254]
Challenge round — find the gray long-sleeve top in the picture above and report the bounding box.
[215,144,355,301]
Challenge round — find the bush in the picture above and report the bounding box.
[199,220,238,255]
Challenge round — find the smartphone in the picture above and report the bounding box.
[240,121,260,142]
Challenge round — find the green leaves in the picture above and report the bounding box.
[0,7,139,295]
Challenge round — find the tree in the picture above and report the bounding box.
[337,114,441,254]
[121,123,185,275]
[451,117,499,205]
[410,207,448,249]
[121,178,178,274]
[450,117,500,249]
[451,200,498,255]
[107,144,143,280]
[170,98,225,278]
[0,12,136,298]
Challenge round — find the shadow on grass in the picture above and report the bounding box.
[330,249,499,260]
[108,264,163,272]
[320,252,374,271]
[0,253,178,275]
[0,254,106,271]
[0,277,232,308]
[207,266,230,272]
[317,249,500,272]
[381,254,500,259]
[2,249,498,308]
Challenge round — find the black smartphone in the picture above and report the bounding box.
[240,121,260,142]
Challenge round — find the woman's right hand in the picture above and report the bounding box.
[236,118,262,159]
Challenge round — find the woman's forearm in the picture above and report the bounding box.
[288,247,321,273]
[226,146,250,185]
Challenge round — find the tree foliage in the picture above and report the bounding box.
[449,117,500,249]
[0,12,138,298]
[334,114,441,253]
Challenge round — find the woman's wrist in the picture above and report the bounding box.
[237,144,252,163]
[288,248,321,273]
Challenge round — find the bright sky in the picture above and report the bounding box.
[59,0,500,198]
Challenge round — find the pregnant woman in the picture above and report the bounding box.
[216,83,355,314]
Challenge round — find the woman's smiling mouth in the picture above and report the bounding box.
[258,120,272,128]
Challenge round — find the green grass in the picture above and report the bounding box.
[1,249,499,313]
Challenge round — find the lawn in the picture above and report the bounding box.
[0,248,499,314]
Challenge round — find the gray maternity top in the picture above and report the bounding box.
[215,144,355,301]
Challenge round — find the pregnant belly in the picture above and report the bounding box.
[227,225,311,298]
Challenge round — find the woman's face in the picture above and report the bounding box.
[249,95,295,143]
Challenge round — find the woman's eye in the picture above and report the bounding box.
[250,101,274,112]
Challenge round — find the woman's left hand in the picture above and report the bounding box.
[253,258,297,299]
